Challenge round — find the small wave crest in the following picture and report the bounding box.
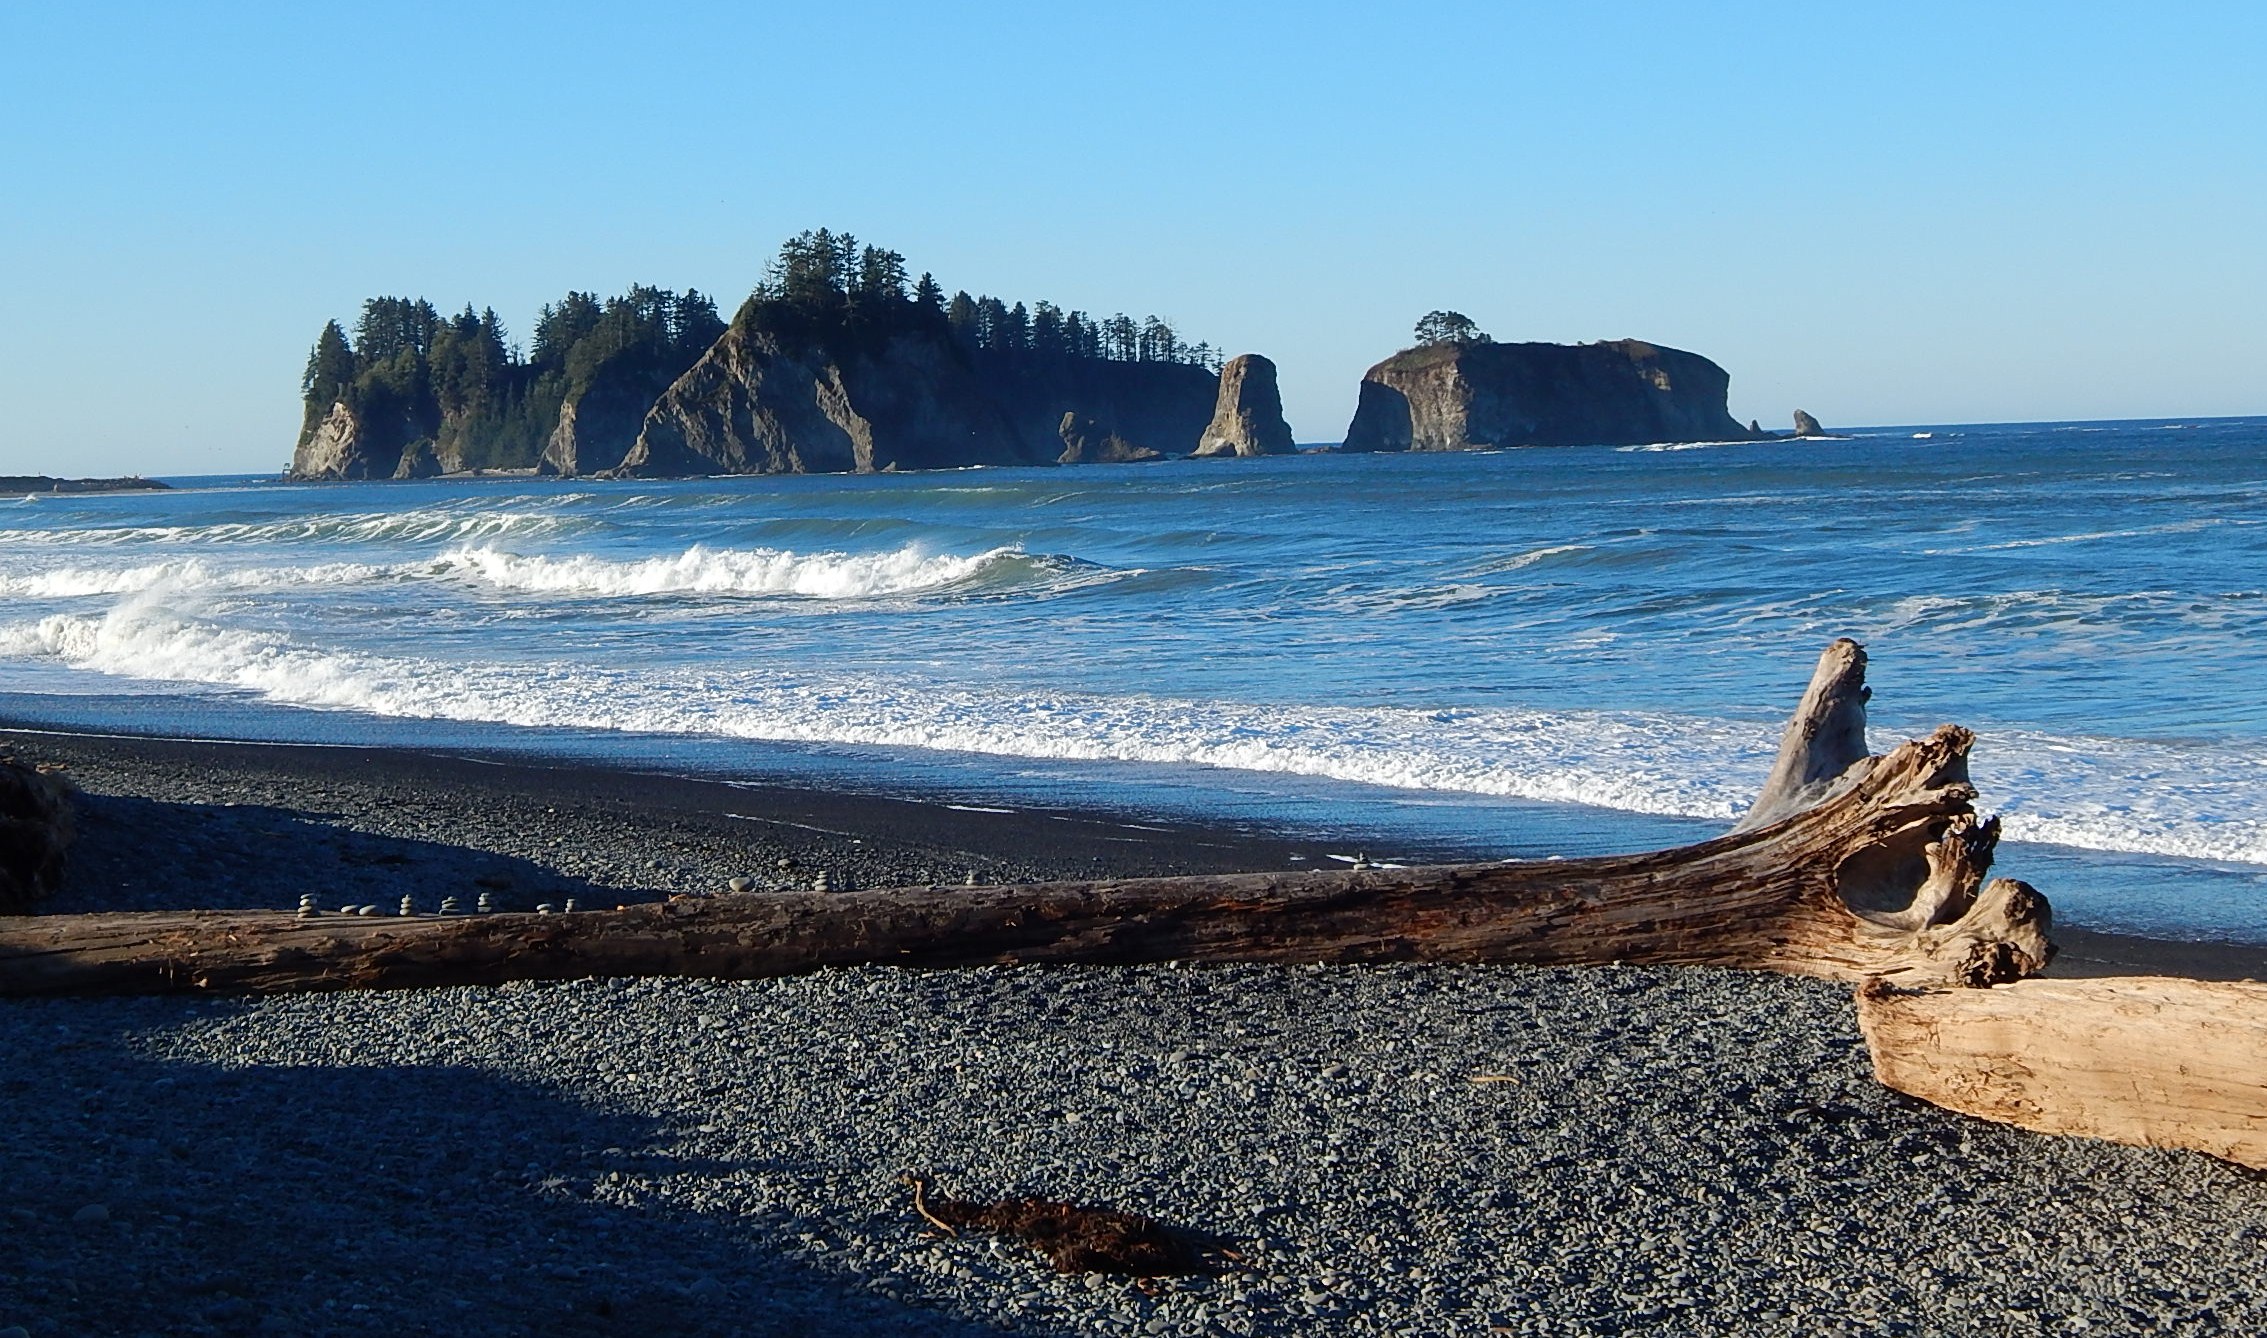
[7,606,2267,868]
[1,507,581,549]
[0,558,391,598]
[429,543,1110,601]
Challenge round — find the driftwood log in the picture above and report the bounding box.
[1858,976,2267,1170]
[0,640,2052,997]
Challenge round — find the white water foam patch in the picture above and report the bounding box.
[0,605,1768,818]
[0,558,392,598]
[431,543,1087,600]
[12,604,2267,864]
[1969,727,2267,865]
[0,507,582,549]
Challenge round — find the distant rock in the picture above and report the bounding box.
[611,304,1224,478]
[0,476,167,497]
[392,441,444,480]
[1340,340,1760,452]
[289,398,441,481]
[1056,413,1164,464]
[290,401,375,480]
[989,357,1216,467]
[1191,354,1296,458]
[615,319,1037,477]
[1793,409,1826,437]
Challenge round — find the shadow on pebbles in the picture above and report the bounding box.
[5,962,2264,1337]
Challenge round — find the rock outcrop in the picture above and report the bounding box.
[1340,340,1759,453]
[982,356,1218,467]
[1056,413,1164,464]
[290,401,376,479]
[1191,354,1296,458]
[614,320,1039,478]
[391,441,445,480]
[610,309,1224,478]
[0,476,167,496]
[289,398,441,481]
[1793,409,1826,437]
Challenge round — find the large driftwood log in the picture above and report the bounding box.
[1858,976,2267,1170]
[0,642,2052,997]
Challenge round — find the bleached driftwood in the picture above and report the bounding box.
[0,641,2052,997]
[1857,975,2267,1170]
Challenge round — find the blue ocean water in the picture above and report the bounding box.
[3,418,2264,940]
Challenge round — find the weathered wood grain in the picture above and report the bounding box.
[1857,975,2267,1170]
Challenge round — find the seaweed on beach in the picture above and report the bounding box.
[900,1173,1225,1276]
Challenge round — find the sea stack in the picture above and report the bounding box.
[1792,409,1826,437]
[1340,339,1758,452]
[1191,354,1296,457]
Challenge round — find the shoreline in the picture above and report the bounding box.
[6,719,2258,980]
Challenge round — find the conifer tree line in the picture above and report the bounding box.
[299,229,1222,469]
[301,288,723,470]
[745,228,1222,369]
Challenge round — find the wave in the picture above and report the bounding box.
[0,506,584,549]
[428,543,1114,600]
[1467,543,1592,575]
[1614,438,1765,454]
[0,605,1769,820]
[0,558,392,598]
[0,541,1122,606]
[11,604,2267,865]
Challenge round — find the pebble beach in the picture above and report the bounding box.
[4,726,2266,1337]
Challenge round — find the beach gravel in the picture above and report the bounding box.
[5,728,2266,1335]
[4,964,2264,1337]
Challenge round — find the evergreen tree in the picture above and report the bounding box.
[301,320,356,406]
[672,290,725,357]
[1030,301,1064,357]
[976,296,1010,351]
[914,272,945,313]
[1413,310,1489,346]
[853,246,909,305]
[946,290,980,347]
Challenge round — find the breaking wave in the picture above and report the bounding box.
[0,542,1119,606]
[0,507,583,549]
[9,603,2267,865]
[0,558,393,598]
[429,543,1106,600]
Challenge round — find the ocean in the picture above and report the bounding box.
[3,417,2263,942]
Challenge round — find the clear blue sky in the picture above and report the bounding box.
[3,2,2261,476]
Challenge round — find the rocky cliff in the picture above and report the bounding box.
[1192,354,1296,457]
[976,355,1218,466]
[607,313,1226,478]
[1339,340,1758,453]
[613,319,1040,478]
[290,401,391,480]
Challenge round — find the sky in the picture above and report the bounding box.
[2,2,2262,476]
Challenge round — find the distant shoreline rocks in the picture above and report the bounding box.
[1341,339,1761,454]
[282,230,1812,482]
[0,476,169,497]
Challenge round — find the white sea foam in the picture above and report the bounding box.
[0,507,580,548]
[0,558,391,598]
[0,604,1768,819]
[0,542,1103,606]
[428,543,1056,600]
[12,602,2267,865]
